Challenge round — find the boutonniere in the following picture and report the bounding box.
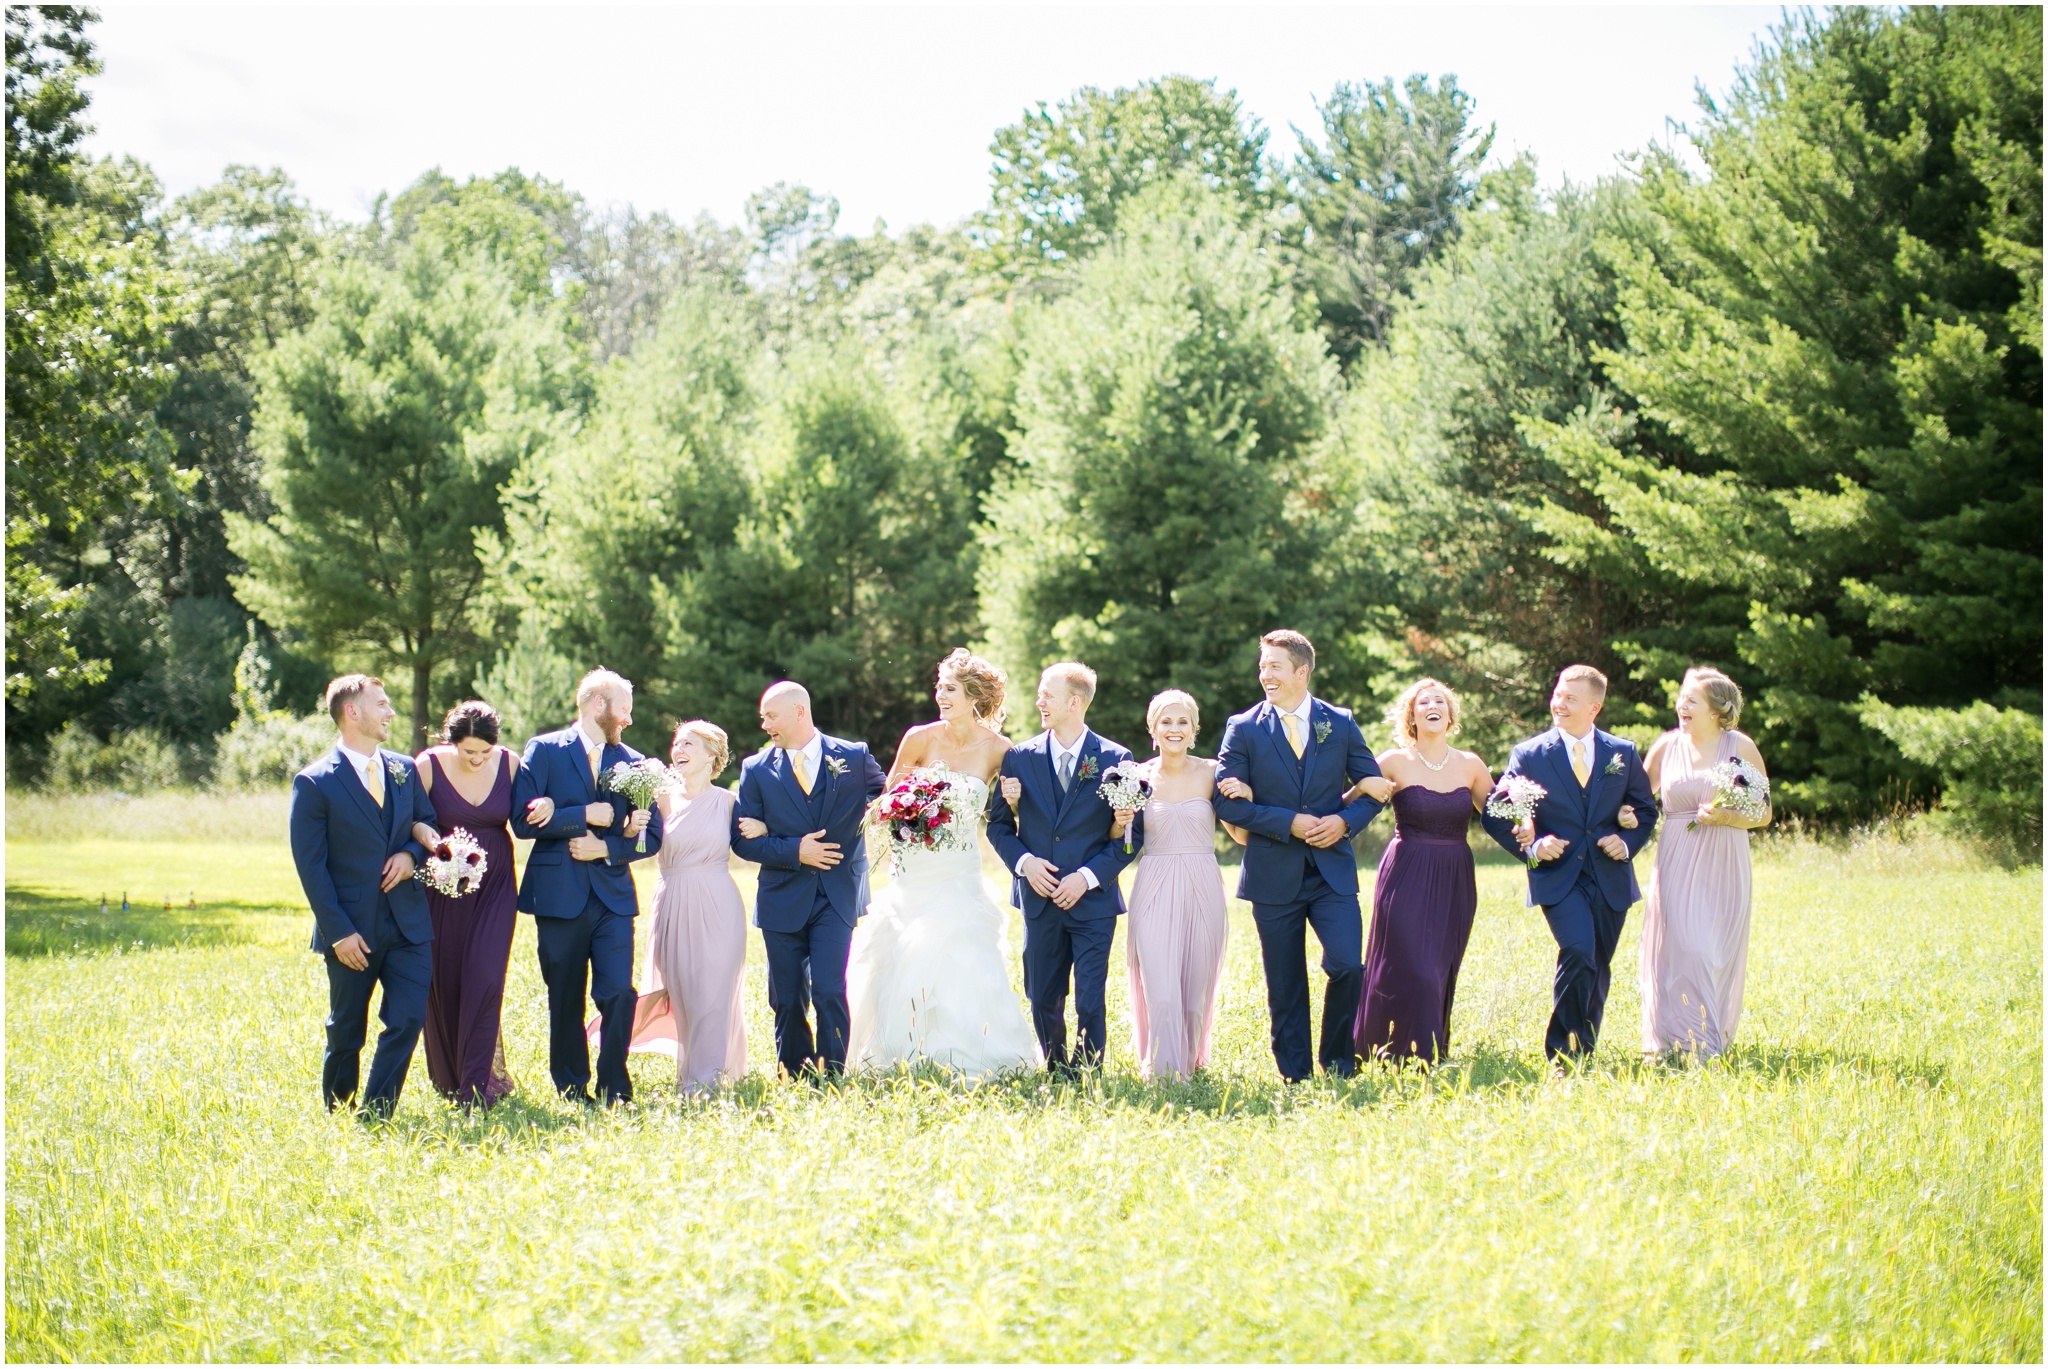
[824,755,848,779]
[1604,753,1626,777]
[1313,719,1333,745]
[385,757,409,786]
[1077,754,1100,785]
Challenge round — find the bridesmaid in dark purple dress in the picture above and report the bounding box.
[1352,679,1495,1065]
[413,701,525,1107]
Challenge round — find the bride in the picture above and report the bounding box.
[844,648,1042,1077]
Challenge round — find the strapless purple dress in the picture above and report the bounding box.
[1355,785,1478,1063]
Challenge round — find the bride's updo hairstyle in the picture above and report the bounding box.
[1386,678,1462,748]
[938,648,1007,730]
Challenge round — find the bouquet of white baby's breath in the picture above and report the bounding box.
[1694,757,1769,830]
[605,758,667,852]
[1097,760,1152,854]
[1485,774,1550,869]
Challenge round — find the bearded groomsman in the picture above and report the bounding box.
[512,669,661,1106]
[987,661,1140,1075]
[289,674,438,1116]
[1212,631,1386,1082]
[1480,664,1658,1065]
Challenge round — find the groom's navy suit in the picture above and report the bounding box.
[512,724,663,1103]
[986,728,1139,1069]
[1213,697,1385,1080]
[731,734,887,1077]
[1480,726,1657,1059]
[289,743,436,1113]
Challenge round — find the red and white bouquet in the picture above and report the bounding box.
[1693,757,1769,830]
[1485,774,1550,869]
[416,827,489,897]
[875,771,957,852]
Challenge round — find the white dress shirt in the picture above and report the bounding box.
[336,738,384,799]
[1018,729,1100,888]
[575,718,610,782]
[1560,726,1596,784]
[784,731,825,788]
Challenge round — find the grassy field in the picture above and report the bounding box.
[4,794,2039,1360]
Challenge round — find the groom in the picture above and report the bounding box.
[1481,664,1658,1063]
[288,674,438,1116]
[986,661,1139,1074]
[511,668,662,1106]
[730,680,886,1079]
[1213,630,1386,1082]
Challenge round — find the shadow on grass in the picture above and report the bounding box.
[4,887,290,957]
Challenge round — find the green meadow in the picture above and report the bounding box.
[4,794,2039,1361]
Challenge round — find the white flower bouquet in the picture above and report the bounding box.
[1694,757,1769,830]
[605,757,668,852]
[1097,760,1153,853]
[416,827,489,897]
[1486,774,1550,869]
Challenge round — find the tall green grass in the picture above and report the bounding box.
[4,794,2038,1360]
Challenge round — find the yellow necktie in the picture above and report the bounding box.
[1572,742,1591,787]
[1282,714,1305,759]
[792,751,812,795]
[366,757,385,808]
[588,745,601,786]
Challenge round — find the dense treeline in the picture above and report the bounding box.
[6,7,2039,852]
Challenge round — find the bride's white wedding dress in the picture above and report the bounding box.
[846,766,1043,1077]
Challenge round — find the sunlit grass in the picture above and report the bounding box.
[4,792,2039,1360]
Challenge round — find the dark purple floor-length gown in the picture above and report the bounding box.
[1355,785,1478,1063]
[421,751,519,1106]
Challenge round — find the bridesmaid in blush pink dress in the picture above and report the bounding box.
[601,720,749,1092]
[1118,690,1233,1081]
[1639,668,1771,1059]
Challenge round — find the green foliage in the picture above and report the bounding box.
[981,76,1268,279]
[38,721,185,792]
[228,238,575,750]
[1859,698,2043,859]
[1291,74,1496,365]
[981,182,1365,746]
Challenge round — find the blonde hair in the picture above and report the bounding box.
[1558,663,1608,700]
[1680,667,1743,729]
[938,648,1007,729]
[1042,661,1097,705]
[576,668,632,710]
[1146,688,1201,741]
[672,719,730,776]
[1386,678,1462,748]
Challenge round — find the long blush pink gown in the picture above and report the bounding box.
[1639,731,1754,1057]
[1124,796,1228,1080]
[602,784,748,1091]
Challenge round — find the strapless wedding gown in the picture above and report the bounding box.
[846,768,1043,1077]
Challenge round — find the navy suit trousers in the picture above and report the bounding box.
[1021,910,1115,1071]
[761,887,855,1077]
[1542,871,1627,1059]
[321,901,430,1114]
[1251,866,1364,1081]
[535,894,638,1102]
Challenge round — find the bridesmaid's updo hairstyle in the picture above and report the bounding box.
[1386,678,1462,748]
[1146,688,1201,742]
[938,648,1007,730]
[441,700,502,747]
[673,719,731,777]
[1682,667,1743,729]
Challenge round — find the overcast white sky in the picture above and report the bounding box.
[85,3,1785,231]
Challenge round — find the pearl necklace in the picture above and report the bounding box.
[1414,743,1453,772]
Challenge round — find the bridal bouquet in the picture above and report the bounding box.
[1097,760,1153,853]
[1694,756,1769,830]
[416,828,488,897]
[604,757,668,852]
[1485,774,1550,868]
[874,770,965,860]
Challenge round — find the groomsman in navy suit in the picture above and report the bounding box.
[986,662,1140,1074]
[289,674,439,1115]
[511,669,662,1105]
[1213,631,1386,1081]
[1481,664,1658,1064]
[731,681,887,1078]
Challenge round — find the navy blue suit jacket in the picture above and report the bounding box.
[289,745,436,954]
[1212,697,1385,905]
[985,729,1140,922]
[730,734,887,932]
[1479,727,1658,909]
[510,726,663,918]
